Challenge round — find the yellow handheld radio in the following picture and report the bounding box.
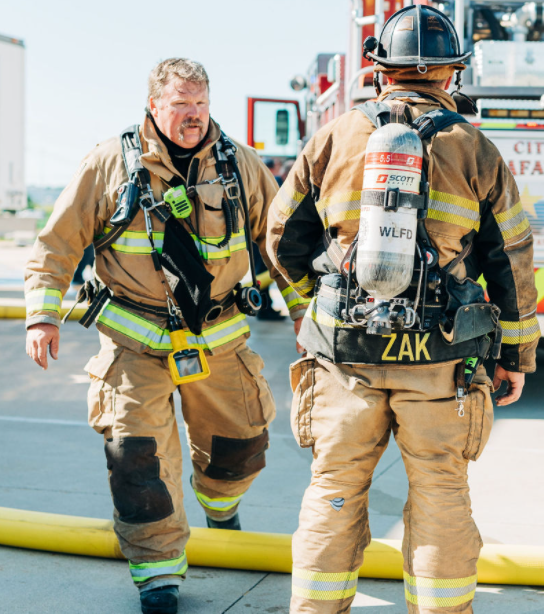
[167,315,210,386]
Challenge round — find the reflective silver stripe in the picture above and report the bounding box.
[429,198,480,223]
[497,209,527,234]
[274,184,306,216]
[26,289,62,313]
[99,303,172,350]
[318,197,361,227]
[194,491,243,511]
[500,317,540,343]
[98,303,249,352]
[293,577,358,592]
[404,580,477,598]
[130,554,188,580]
[198,315,250,347]
[192,232,246,258]
[112,237,164,250]
[282,288,311,309]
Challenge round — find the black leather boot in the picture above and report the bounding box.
[206,513,241,530]
[140,585,179,614]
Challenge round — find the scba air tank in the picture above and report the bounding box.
[356,123,422,300]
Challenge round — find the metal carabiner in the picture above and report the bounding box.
[455,387,466,418]
[219,172,241,200]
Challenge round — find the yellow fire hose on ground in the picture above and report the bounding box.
[0,507,542,586]
[0,273,274,320]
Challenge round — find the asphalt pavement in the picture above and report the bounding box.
[1,242,543,614]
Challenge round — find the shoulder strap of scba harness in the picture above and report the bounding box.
[93,125,171,254]
[324,97,470,273]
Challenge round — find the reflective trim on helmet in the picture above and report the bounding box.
[281,286,312,310]
[129,552,188,582]
[292,568,358,601]
[26,288,62,315]
[193,489,244,512]
[500,317,540,345]
[494,202,531,242]
[404,572,477,608]
[191,231,246,260]
[97,303,250,352]
[273,183,306,217]
[427,189,481,231]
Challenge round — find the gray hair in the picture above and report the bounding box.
[148,58,209,102]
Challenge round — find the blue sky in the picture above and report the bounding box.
[1,0,348,186]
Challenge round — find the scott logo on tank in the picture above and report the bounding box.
[376,174,415,184]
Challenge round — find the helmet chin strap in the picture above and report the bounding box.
[373,72,382,96]
[451,70,478,114]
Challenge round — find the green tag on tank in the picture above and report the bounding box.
[164,185,193,219]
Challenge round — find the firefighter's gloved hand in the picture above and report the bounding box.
[294,317,306,354]
[26,323,60,370]
[493,364,525,406]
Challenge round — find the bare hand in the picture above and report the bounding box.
[492,364,525,406]
[26,323,60,370]
[294,317,306,354]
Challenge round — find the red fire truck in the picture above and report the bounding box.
[247,0,544,330]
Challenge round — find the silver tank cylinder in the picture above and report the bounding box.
[356,123,423,301]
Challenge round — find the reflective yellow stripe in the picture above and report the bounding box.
[405,590,476,608]
[290,274,316,296]
[129,552,188,582]
[97,302,250,352]
[494,202,531,241]
[428,189,480,231]
[102,227,246,259]
[306,297,345,328]
[292,568,358,601]
[403,572,477,588]
[404,572,477,608]
[103,227,164,255]
[191,231,246,260]
[26,288,62,315]
[316,191,362,227]
[281,286,312,310]
[535,268,544,304]
[500,317,540,344]
[194,489,244,512]
[274,183,306,217]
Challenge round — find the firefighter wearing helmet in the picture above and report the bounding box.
[267,5,539,614]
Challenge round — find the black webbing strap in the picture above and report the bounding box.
[94,223,130,254]
[78,286,111,328]
[94,124,172,255]
[94,204,171,255]
[361,190,427,210]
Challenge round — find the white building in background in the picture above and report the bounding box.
[0,33,25,211]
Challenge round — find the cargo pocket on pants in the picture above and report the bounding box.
[289,357,316,448]
[463,375,494,461]
[85,347,124,435]
[235,346,276,427]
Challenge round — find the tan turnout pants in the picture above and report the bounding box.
[86,333,275,589]
[289,356,493,614]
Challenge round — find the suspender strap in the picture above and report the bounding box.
[79,286,111,328]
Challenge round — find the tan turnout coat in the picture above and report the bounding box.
[25,117,308,355]
[267,84,539,372]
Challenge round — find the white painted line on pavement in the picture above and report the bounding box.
[0,416,88,427]
[0,416,298,440]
